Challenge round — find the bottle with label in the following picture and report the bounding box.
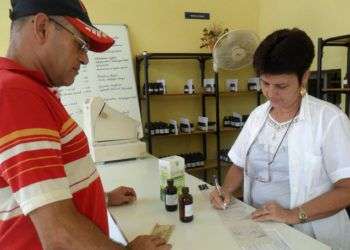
[179,186,193,222]
[184,84,189,94]
[165,179,178,212]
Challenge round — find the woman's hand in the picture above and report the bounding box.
[251,201,299,225]
[209,189,231,210]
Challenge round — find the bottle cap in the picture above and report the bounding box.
[167,179,174,186]
[182,186,189,194]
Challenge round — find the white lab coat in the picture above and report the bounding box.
[228,94,350,250]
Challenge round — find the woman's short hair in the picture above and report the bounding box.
[253,28,315,82]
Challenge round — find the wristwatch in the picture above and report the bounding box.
[298,206,308,223]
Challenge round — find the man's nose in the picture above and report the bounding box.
[80,51,89,65]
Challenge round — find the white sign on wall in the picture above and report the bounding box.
[59,24,141,130]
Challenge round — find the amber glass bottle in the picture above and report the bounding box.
[179,186,193,222]
[165,179,178,211]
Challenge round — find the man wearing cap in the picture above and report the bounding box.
[0,1,171,250]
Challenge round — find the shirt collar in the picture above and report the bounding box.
[260,94,308,122]
[0,57,51,87]
[298,94,309,121]
[0,57,61,100]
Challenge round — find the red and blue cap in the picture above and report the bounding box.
[9,0,115,52]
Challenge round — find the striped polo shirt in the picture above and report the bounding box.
[0,57,108,249]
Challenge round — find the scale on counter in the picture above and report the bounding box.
[84,96,147,163]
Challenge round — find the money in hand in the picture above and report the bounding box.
[150,223,175,242]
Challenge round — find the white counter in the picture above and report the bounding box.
[97,155,330,250]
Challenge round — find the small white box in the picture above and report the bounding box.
[180,117,191,133]
[156,79,166,94]
[185,79,195,94]
[198,116,208,131]
[203,78,215,93]
[169,119,178,135]
[247,77,260,91]
[226,79,238,92]
[159,156,185,201]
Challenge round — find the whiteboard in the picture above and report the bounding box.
[58,24,141,130]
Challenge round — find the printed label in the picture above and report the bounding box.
[165,194,178,206]
[185,204,193,217]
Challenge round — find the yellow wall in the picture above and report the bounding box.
[0,0,259,55]
[258,0,350,74]
[83,0,259,55]
[0,2,11,55]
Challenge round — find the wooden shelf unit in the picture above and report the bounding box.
[317,34,350,116]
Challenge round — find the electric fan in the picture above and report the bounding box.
[212,30,259,72]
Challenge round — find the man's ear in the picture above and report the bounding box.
[32,13,51,45]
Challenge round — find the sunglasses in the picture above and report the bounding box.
[49,18,89,54]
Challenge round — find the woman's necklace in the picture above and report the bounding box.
[267,105,300,165]
[269,100,301,140]
[268,116,293,140]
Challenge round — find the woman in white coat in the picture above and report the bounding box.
[210,28,350,250]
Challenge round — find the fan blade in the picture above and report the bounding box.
[213,30,259,71]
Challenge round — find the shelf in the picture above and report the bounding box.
[145,128,241,138]
[141,91,258,99]
[322,35,350,47]
[203,90,258,97]
[185,159,218,173]
[220,127,242,132]
[136,52,258,183]
[136,52,212,61]
[146,129,217,138]
[140,93,202,99]
[322,88,350,94]
[219,90,258,97]
[317,34,350,117]
[151,93,202,97]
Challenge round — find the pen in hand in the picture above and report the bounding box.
[213,175,227,210]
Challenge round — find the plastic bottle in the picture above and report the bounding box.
[179,186,193,222]
[165,179,178,212]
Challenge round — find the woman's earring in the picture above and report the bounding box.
[300,87,307,96]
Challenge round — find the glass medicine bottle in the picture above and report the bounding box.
[165,179,178,211]
[179,186,193,222]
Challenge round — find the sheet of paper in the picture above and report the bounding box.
[265,230,291,250]
[217,201,291,250]
[198,187,291,249]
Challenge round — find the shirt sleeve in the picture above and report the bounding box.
[0,89,72,215]
[228,114,254,168]
[322,112,350,183]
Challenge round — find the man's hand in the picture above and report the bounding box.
[107,186,137,206]
[251,201,299,224]
[128,235,172,250]
[209,189,231,210]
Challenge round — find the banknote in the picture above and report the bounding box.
[150,223,175,242]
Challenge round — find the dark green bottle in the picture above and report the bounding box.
[165,179,178,212]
